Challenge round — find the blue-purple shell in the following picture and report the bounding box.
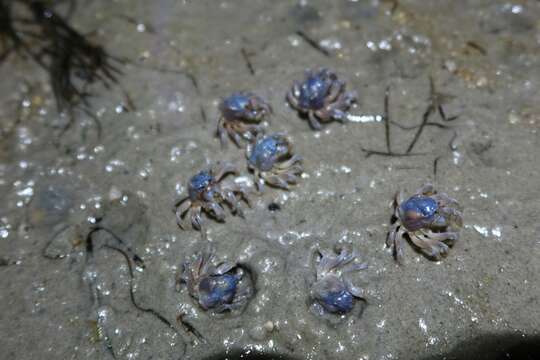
[189,171,213,199]
[197,273,239,310]
[222,93,251,118]
[248,135,284,171]
[315,279,354,314]
[297,72,332,110]
[399,195,438,231]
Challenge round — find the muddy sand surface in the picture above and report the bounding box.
[0,1,539,359]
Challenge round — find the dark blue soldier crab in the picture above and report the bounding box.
[174,162,250,233]
[246,133,303,192]
[286,68,357,130]
[387,183,463,261]
[179,249,254,313]
[217,92,272,147]
[310,246,367,316]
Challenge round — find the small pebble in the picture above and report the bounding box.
[108,186,122,202]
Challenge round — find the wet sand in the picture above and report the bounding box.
[0,1,539,359]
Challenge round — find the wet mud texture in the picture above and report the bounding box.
[1,1,540,360]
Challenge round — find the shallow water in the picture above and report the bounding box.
[0,1,539,359]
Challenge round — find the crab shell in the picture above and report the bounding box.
[311,274,354,314]
[188,170,214,200]
[197,273,239,310]
[398,195,438,232]
[247,134,291,172]
[220,92,270,122]
[296,70,336,110]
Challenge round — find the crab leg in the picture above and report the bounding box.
[214,162,238,181]
[222,189,238,209]
[217,117,229,146]
[280,172,300,185]
[386,224,399,248]
[433,191,457,203]
[190,205,204,230]
[175,198,192,224]
[275,154,302,169]
[287,83,301,109]
[232,184,251,206]
[344,277,365,298]
[421,229,459,245]
[394,228,406,260]
[226,125,243,147]
[263,173,290,189]
[325,80,345,105]
[203,202,226,222]
[409,232,450,260]
[437,206,463,227]
[308,111,323,130]
[174,196,190,212]
[215,261,236,275]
